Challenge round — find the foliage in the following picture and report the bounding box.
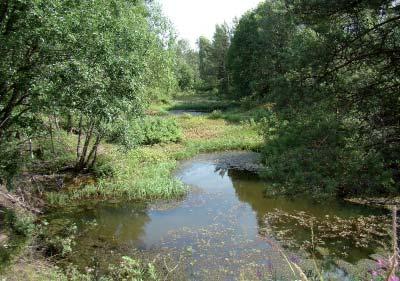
[226,0,400,197]
[0,0,180,176]
[67,257,159,281]
[197,23,232,95]
[174,39,200,92]
[0,141,24,191]
[2,208,35,238]
[107,117,182,149]
[106,256,158,281]
[169,100,238,112]
[227,1,296,100]
[198,36,216,91]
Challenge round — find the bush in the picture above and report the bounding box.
[260,107,394,197]
[107,117,182,150]
[133,117,182,145]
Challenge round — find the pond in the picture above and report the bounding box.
[45,153,390,280]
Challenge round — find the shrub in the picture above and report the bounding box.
[260,107,394,197]
[107,117,182,150]
[92,155,116,178]
[134,117,182,145]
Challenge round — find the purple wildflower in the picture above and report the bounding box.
[376,258,387,269]
[290,255,300,264]
[371,270,378,277]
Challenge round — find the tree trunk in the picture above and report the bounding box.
[66,113,73,134]
[76,121,94,171]
[49,119,55,154]
[87,135,101,169]
[76,115,83,159]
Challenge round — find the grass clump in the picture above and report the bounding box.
[47,144,186,203]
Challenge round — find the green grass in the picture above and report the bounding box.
[46,114,263,205]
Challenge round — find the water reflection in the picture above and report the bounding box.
[45,156,389,279]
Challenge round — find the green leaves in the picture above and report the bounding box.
[198,23,231,95]
[107,116,182,150]
[0,0,181,174]
[227,0,400,196]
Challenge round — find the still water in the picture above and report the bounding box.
[46,154,389,280]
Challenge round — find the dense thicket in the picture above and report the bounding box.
[0,0,188,186]
[227,0,400,197]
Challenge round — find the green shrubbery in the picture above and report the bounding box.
[2,207,35,237]
[261,107,395,197]
[107,117,182,150]
[223,0,399,197]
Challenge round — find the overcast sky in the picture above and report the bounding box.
[160,0,262,48]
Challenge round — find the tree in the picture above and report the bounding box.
[211,23,231,96]
[174,39,199,92]
[227,0,296,100]
[51,0,172,171]
[0,0,180,175]
[0,0,64,142]
[287,0,400,194]
[197,23,232,95]
[198,36,216,91]
[227,0,400,196]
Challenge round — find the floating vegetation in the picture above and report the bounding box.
[261,209,391,260]
[42,155,393,280]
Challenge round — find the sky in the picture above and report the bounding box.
[160,0,262,48]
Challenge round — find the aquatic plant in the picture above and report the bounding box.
[262,209,390,259]
[261,206,399,281]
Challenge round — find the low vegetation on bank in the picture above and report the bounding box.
[46,102,263,205]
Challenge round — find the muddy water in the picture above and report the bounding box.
[45,153,389,280]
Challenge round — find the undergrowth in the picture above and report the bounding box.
[46,114,263,205]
